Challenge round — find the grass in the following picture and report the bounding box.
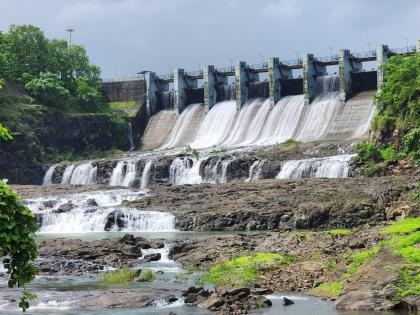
[323,228,351,237]
[202,253,293,286]
[99,268,139,284]
[382,217,420,235]
[138,268,156,282]
[395,266,420,298]
[108,101,141,116]
[282,139,300,148]
[344,245,381,278]
[310,281,343,298]
[324,259,337,271]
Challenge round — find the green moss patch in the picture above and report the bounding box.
[310,281,343,298]
[203,253,293,286]
[382,217,420,235]
[323,228,351,237]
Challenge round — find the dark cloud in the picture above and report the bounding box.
[1,0,419,78]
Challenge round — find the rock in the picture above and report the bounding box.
[149,240,165,249]
[43,200,57,208]
[54,202,74,213]
[184,293,198,304]
[143,253,161,262]
[251,288,273,295]
[86,198,98,206]
[283,297,295,305]
[104,210,126,231]
[201,296,225,310]
[221,287,250,297]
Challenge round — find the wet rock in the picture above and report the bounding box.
[104,210,126,231]
[184,293,198,304]
[251,288,273,295]
[143,253,161,262]
[283,297,295,305]
[54,202,74,213]
[86,198,98,206]
[43,200,57,208]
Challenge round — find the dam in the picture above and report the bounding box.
[102,41,419,152]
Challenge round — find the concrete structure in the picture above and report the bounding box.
[174,68,198,114]
[102,80,145,102]
[139,72,162,118]
[303,54,326,105]
[268,57,292,106]
[376,45,389,90]
[235,61,259,109]
[339,49,362,102]
[417,40,420,52]
[203,65,228,112]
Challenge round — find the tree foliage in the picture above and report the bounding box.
[373,52,420,130]
[0,24,104,112]
[0,181,38,312]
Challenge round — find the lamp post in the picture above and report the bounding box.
[66,28,75,49]
[328,46,333,60]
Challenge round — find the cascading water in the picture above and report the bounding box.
[69,163,97,185]
[246,160,265,182]
[140,160,153,189]
[61,164,75,184]
[26,189,175,233]
[202,157,235,184]
[256,95,305,145]
[316,75,339,94]
[276,154,356,179]
[128,122,135,150]
[296,92,341,142]
[216,84,236,102]
[169,157,203,185]
[156,90,175,110]
[109,160,137,187]
[160,103,204,150]
[191,101,237,149]
[43,165,56,185]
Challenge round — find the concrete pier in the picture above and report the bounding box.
[140,71,160,118]
[376,45,389,90]
[417,40,420,52]
[339,49,362,102]
[203,65,228,112]
[174,68,198,114]
[303,54,326,105]
[268,57,292,106]
[235,61,258,109]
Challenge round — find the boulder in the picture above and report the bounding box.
[283,297,295,305]
[143,253,161,262]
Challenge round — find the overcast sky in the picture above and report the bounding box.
[1,0,419,78]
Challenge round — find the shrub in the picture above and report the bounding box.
[355,141,381,163]
[283,139,300,148]
[360,161,380,177]
[138,268,156,282]
[99,268,139,284]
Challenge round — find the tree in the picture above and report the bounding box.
[2,25,49,81]
[25,72,70,109]
[76,76,103,111]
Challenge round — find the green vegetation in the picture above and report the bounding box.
[323,228,351,237]
[0,180,38,311]
[344,245,381,278]
[99,268,139,284]
[395,266,420,298]
[324,259,337,272]
[203,253,293,286]
[138,268,156,282]
[282,139,300,148]
[211,146,227,156]
[310,281,343,298]
[184,145,200,160]
[0,24,104,113]
[383,217,420,235]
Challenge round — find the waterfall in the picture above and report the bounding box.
[169,157,203,185]
[352,105,376,139]
[61,164,75,184]
[69,163,97,185]
[157,90,175,110]
[246,160,265,182]
[110,160,138,187]
[43,166,56,185]
[191,101,237,149]
[216,84,236,102]
[222,100,263,146]
[256,95,305,145]
[276,154,356,179]
[140,160,153,189]
[296,92,341,142]
[316,75,339,94]
[128,122,135,150]
[202,156,236,184]
[160,103,203,150]
[26,189,175,233]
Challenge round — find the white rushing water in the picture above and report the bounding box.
[169,157,203,185]
[42,165,56,185]
[160,103,203,150]
[26,189,176,233]
[296,92,341,142]
[256,95,305,145]
[276,154,356,179]
[60,163,97,185]
[246,159,265,182]
[109,160,137,187]
[140,160,153,189]
[191,100,237,148]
